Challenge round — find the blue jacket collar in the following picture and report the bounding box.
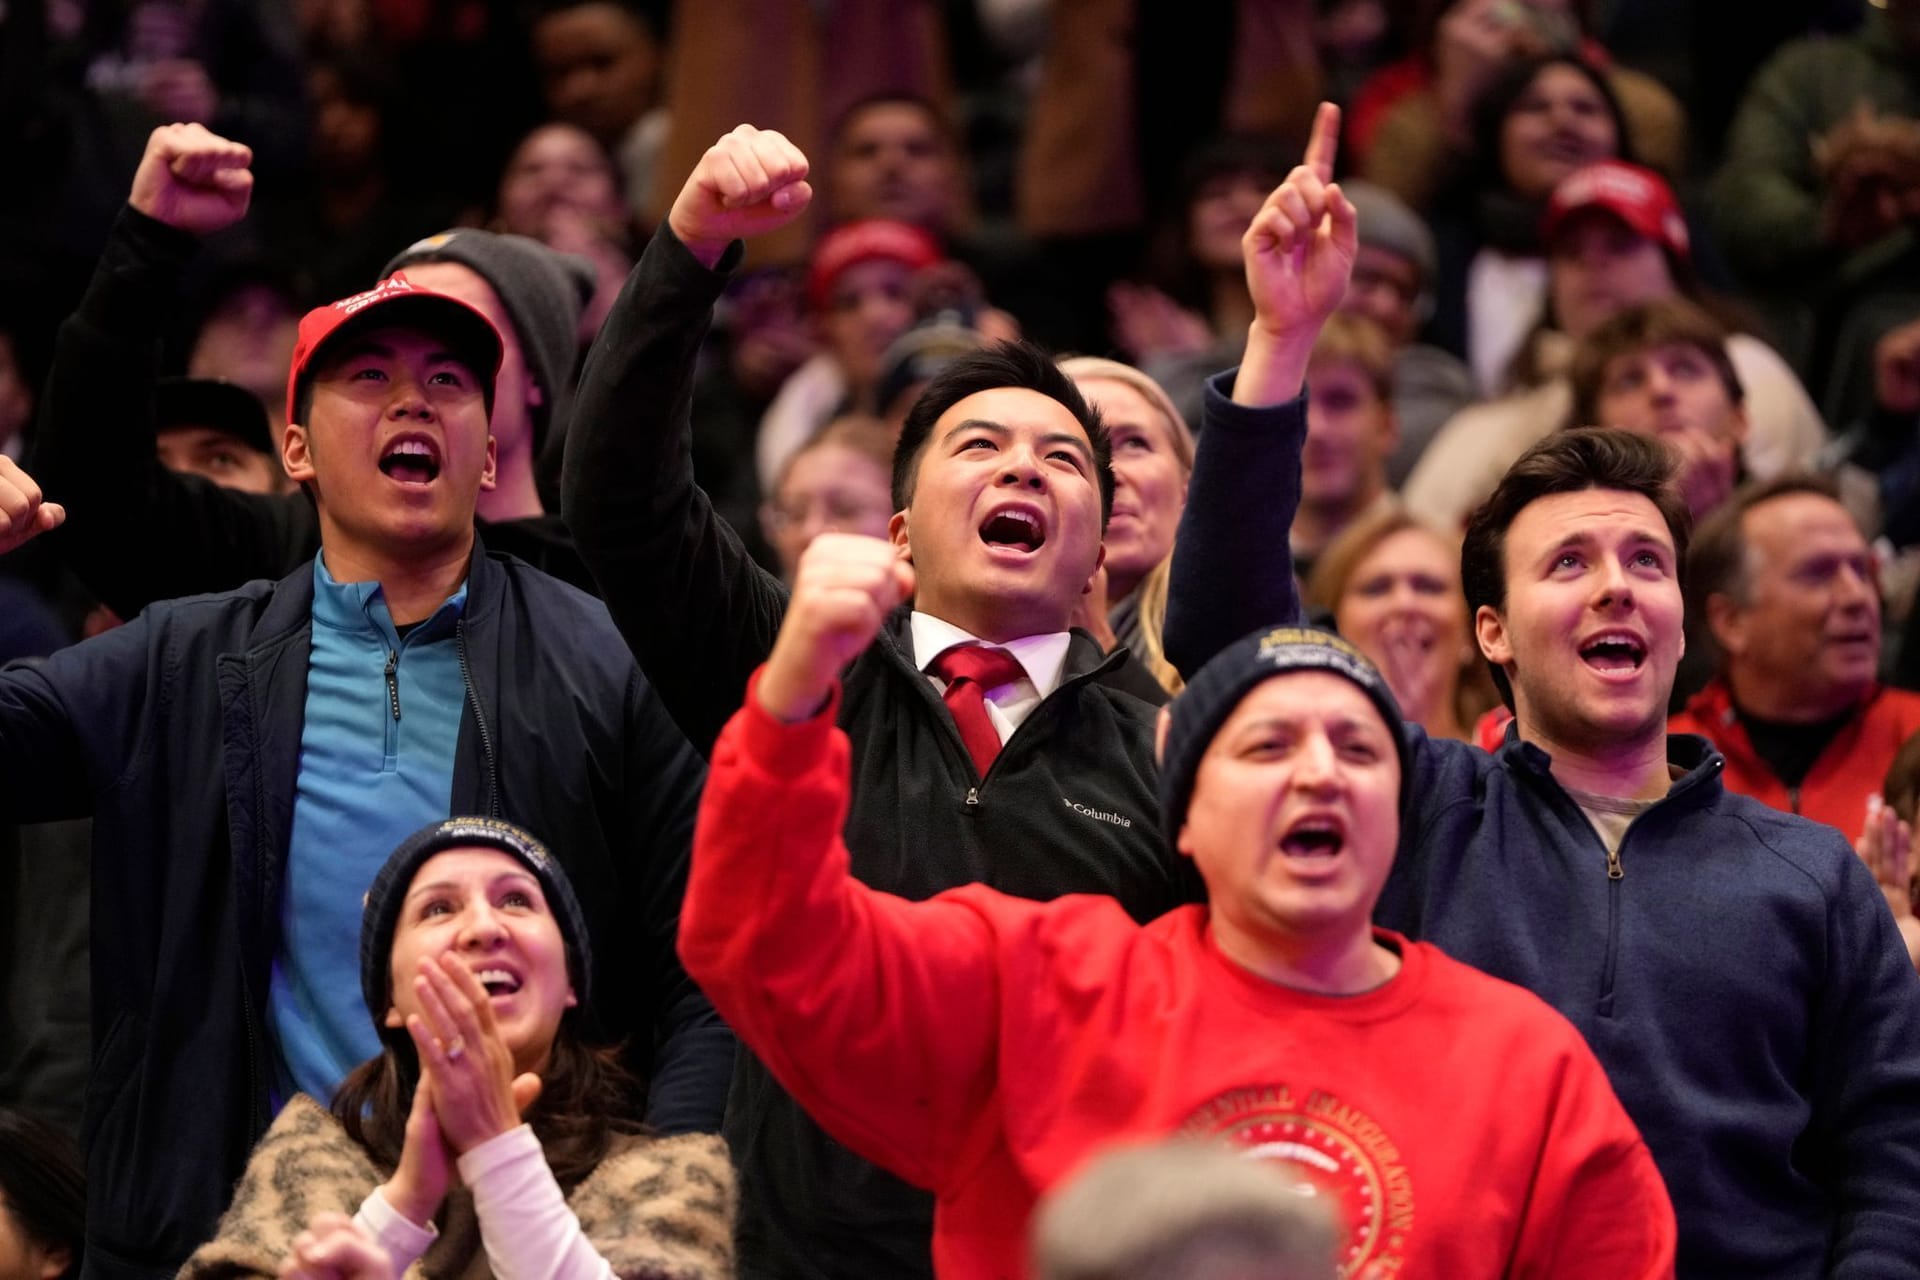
[1496,722,1726,807]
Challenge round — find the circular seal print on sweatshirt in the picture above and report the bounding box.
[1181,1083,1413,1276]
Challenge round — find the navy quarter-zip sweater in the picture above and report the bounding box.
[1379,726,1920,1277]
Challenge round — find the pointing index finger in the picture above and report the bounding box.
[1303,101,1341,183]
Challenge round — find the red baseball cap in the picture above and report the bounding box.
[805,219,944,312]
[1540,161,1691,261]
[285,272,504,426]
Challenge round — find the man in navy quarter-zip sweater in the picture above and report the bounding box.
[1168,407,1920,1275]
[563,109,1357,1279]
[0,124,725,1280]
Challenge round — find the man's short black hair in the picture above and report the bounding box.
[889,340,1113,525]
[1461,428,1690,708]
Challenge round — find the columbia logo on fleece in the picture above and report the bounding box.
[1062,797,1132,828]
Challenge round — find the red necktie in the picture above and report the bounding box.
[928,644,1027,776]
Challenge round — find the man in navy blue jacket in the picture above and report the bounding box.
[0,124,724,1280]
[1166,292,1920,1271]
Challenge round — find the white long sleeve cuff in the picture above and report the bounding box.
[354,1185,438,1273]
[457,1124,617,1280]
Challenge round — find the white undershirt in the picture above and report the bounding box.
[1465,249,1549,396]
[910,612,1072,745]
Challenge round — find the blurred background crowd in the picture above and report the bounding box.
[0,0,1914,567]
[4,2,1920,1275]
[6,0,1920,1209]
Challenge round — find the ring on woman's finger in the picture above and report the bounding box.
[444,1034,466,1062]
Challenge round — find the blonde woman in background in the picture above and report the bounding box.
[1306,504,1495,743]
[1058,357,1193,695]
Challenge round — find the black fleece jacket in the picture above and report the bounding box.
[563,225,1300,1278]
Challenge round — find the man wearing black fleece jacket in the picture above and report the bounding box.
[563,110,1355,1280]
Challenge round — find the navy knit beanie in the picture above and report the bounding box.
[382,231,596,470]
[1159,625,1410,846]
[360,816,592,1028]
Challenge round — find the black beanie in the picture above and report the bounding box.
[1159,625,1410,846]
[382,231,596,484]
[360,816,592,1029]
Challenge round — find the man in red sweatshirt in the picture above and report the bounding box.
[681,599,1677,1275]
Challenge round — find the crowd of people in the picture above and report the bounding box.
[3,1,1920,1278]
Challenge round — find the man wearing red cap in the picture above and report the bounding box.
[0,128,725,1280]
[755,217,945,493]
[1403,159,1825,531]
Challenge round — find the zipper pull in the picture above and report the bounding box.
[384,650,401,721]
[965,787,979,808]
[1606,846,1623,881]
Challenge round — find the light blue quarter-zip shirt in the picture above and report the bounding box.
[269,553,468,1104]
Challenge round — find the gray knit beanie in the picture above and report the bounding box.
[1159,626,1410,846]
[1342,179,1438,291]
[383,231,596,494]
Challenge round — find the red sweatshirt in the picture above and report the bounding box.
[682,677,1677,1279]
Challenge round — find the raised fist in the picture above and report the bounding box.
[0,458,64,558]
[668,124,813,269]
[128,123,253,236]
[759,533,914,721]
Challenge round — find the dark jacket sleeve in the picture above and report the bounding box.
[1814,841,1920,1274]
[1161,370,1309,678]
[562,225,790,756]
[30,205,318,619]
[621,663,733,1134]
[0,613,159,823]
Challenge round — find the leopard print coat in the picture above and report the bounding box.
[178,1095,734,1279]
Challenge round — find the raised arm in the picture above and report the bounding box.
[1162,103,1357,677]
[563,126,815,755]
[678,534,1005,1188]
[31,124,318,619]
